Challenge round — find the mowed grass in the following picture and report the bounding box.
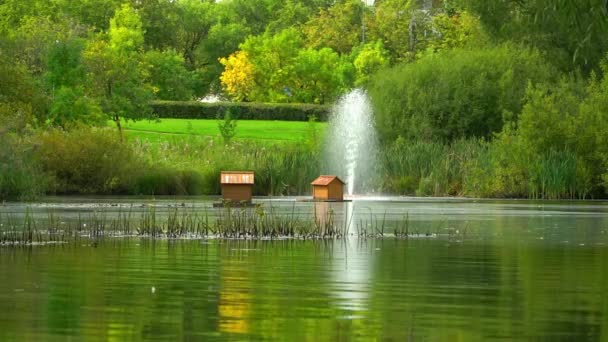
[120,118,327,143]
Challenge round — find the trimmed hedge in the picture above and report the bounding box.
[151,101,331,121]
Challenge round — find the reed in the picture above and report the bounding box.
[0,205,354,245]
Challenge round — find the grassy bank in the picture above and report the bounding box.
[0,125,599,201]
[121,118,327,143]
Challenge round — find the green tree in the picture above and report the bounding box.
[83,4,152,140]
[459,0,608,72]
[369,0,416,61]
[145,49,195,101]
[303,0,365,54]
[352,40,390,86]
[368,45,555,142]
[46,39,86,90]
[175,0,214,69]
[238,28,303,102]
[48,86,104,128]
[218,110,237,144]
[292,48,349,104]
[196,21,251,95]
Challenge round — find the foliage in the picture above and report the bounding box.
[48,86,105,128]
[0,56,48,120]
[218,110,238,144]
[0,102,34,134]
[368,45,555,142]
[501,70,608,198]
[303,0,365,54]
[237,28,304,102]
[0,134,47,200]
[291,48,350,104]
[220,28,351,104]
[151,101,330,121]
[34,127,141,194]
[83,4,152,138]
[369,0,416,61]
[459,0,608,72]
[352,40,390,86]
[219,51,255,101]
[145,49,195,101]
[45,39,86,90]
[424,10,489,54]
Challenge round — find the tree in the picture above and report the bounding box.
[218,110,237,144]
[83,4,152,140]
[134,0,180,50]
[459,0,608,72]
[175,0,214,69]
[352,40,390,86]
[303,0,365,54]
[237,28,303,102]
[368,45,555,142]
[196,21,251,95]
[0,55,47,121]
[48,86,104,128]
[145,49,195,101]
[219,51,255,101]
[368,0,416,61]
[46,39,86,91]
[292,48,349,104]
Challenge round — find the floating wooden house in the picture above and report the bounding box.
[220,171,254,203]
[311,175,345,201]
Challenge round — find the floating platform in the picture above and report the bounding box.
[295,198,353,203]
[213,202,257,208]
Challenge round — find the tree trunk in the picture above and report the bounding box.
[114,115,123,143]
[409,15,417,60]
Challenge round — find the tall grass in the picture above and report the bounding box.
[0,126,597,200]
[0,205,351,245]
[376,139,486,196]
[131,135,322,196]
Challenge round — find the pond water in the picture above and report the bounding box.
[1,197,608,340]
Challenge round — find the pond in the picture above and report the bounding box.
[1,197,607,340]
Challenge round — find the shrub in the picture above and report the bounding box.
[34,127,142,194]
[368,45,555,143]
[0,134,47,200]
[218,110,237,144]
[151,101,330,122]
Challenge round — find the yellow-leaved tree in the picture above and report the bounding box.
[219,51,255,101]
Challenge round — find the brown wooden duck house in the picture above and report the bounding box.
[220,171,254,203]
[311,175,345,201]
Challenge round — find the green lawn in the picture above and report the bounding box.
[119,118,327,143]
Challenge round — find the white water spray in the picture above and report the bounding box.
[325,89,377,195]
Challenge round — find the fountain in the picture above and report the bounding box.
[324,89,377,196]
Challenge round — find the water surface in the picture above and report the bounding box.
[1,197,607,340]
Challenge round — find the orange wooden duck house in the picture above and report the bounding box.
[311,175,345,201]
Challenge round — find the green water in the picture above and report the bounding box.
[1,198,608,340]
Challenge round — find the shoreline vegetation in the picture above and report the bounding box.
[0,205,456,245]
[2,1,608,201]
[0,124,597,201]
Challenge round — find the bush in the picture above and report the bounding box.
[368,45,555,143]
[34,127,142,194]
[0,134,47,200]
[151,101,330,122]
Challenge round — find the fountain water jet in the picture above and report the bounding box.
[324,89,377,196]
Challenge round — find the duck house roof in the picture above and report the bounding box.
[311,175,345,186]
[221,171,254,184]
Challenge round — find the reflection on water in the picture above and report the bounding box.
[330,239,372,314]
[1,197,608,340]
